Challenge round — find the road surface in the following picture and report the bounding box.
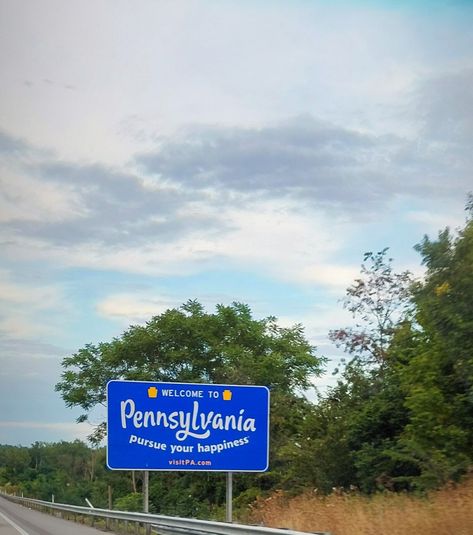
[0,496,106,535]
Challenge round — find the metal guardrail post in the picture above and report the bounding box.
[106,485,112,530]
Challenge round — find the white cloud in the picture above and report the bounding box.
[0,316,55,339]
[0,269,62,308]
[0,421,94,442]
[278,303,355,344]
[1,197,356,291]
[406,209,467,234]
[0,0,472,446]
[299,264,360,290]
[185,200,354,287]
[0,269,67,339]
[96,293,178,324]
[0,166,86,224]
[2,1,469,164]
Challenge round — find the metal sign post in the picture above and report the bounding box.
[143,470,150,535]
[143,470,149,513]
[226,472,233,523]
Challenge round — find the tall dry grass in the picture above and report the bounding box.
[251,477,473,535]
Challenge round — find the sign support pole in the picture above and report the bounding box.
[226,472,233,523]
[143,470,150,535]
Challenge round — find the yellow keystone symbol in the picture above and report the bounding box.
[223,389,232,401]
[148,386,158,398]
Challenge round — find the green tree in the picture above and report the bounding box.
[56,300,324,511]
[0,445,31,485]
[299,250,416,493]
[329,249,413,365]
[398,207,473,488]
[114,492,143,512]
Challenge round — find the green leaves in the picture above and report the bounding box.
[396,215,473,487]
[50,199,473,502]
[329,249,413,365]
[55,299,323,502]
[56,301,322,420]
[309,207,473,492]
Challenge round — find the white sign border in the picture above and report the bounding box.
[106,380,270,472]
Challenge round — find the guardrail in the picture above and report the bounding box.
[1,493,330,535]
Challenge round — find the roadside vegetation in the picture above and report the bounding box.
[1,197,473,533]
[252,476,473,535]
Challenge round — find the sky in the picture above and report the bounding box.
[0,0,472,446]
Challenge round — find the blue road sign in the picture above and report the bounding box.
[107,381,270,471]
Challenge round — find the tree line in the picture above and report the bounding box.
[1,199,472,517]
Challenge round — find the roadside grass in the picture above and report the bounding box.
[250,477,473,535]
